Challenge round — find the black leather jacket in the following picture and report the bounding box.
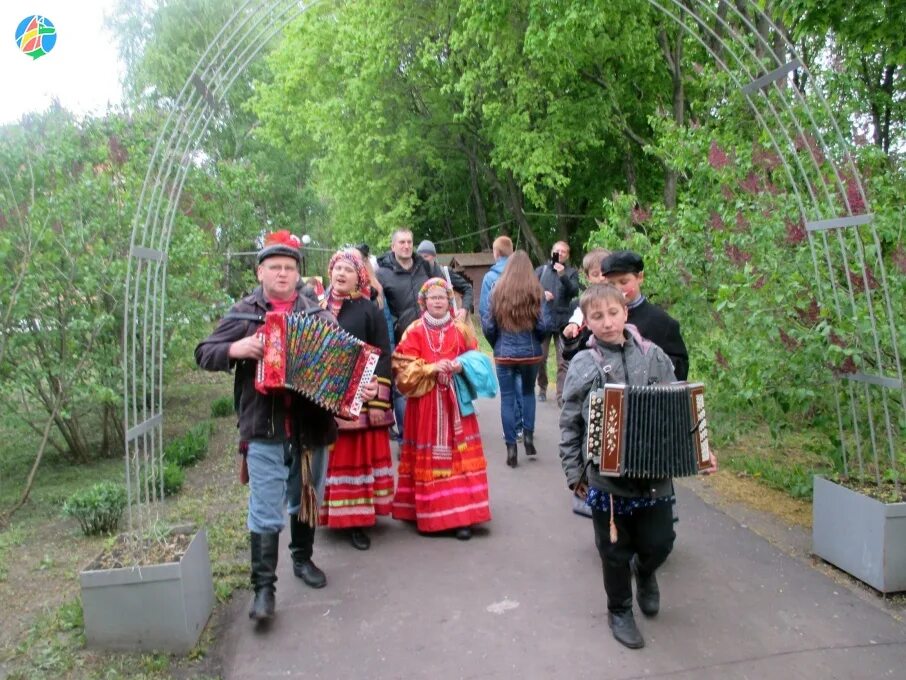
[194,287,338,446]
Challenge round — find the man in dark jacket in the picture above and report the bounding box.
[195,231,375,623]
[535,241,580,406]
[377,229,473,342]
[377,228,474,431]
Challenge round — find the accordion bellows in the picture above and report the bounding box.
[586,383,711,478]
[255,312,380,419]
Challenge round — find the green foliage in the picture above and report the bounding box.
[141,462,186,499]
[164,422,212,468]
[62,482,127,536]
[210,396,234,418]
[587,72,906,481]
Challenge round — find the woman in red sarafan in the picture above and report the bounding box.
[391,277,491,540]
[318,249,395,551]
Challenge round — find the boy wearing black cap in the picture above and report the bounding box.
[600,250,689,381]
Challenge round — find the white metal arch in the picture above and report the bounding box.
[123,0,904,534]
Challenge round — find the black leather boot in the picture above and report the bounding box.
[523,431,537,457]
[631,555,660,616]
[249,531,278,621]
[506,443,518,467]
[289,514,326,588]
[608,604,644,649]
[349,528,371,551]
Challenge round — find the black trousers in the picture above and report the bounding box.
[591,501,675,612]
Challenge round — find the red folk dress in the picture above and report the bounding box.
[318,296,395,529]
[391,317,491,532]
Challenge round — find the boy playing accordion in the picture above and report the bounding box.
[558,283,677,650]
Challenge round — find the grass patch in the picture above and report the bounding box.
[714,419,836,500]
[0,525,27,582]
[0,370,236,679]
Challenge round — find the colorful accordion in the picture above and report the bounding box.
[586,383,711,478]
[255,311,381,419]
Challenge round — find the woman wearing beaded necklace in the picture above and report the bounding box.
[318,249,395,551]
[391,278,492,540]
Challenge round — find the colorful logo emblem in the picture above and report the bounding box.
[16,15,57,60]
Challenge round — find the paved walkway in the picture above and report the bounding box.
[214,396,906,679]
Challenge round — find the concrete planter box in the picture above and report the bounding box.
[79,527,215,653]
[812,476,906,593]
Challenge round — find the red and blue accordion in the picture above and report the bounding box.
[586,383,711,478]
[255,311,380,419]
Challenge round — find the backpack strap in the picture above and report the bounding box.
[586,345,614,387]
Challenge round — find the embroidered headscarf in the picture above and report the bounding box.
[327,248,372,299]
[417,277,454,312]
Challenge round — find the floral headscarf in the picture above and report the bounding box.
[417,277,454,312]
[327,248,371,299]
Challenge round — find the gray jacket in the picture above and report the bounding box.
[558,326,677,498]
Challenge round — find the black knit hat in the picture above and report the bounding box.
[600,250,644,275]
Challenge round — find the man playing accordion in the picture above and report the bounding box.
[195,230,377,624]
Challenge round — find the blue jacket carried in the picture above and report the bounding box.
[453,350,498,416]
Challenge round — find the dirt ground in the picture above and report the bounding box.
[697,467,813,528]
[0,372,239,675]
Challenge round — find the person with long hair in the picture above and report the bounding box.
[318,249,395,550]
[481,250,549,467]
[391,278,493,540]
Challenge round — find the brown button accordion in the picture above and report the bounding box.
[586,383,711,478]
[254,311,381,419]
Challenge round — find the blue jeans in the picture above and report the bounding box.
[496,363,540,445]
[514,373,524,432]
[246,440,328,533]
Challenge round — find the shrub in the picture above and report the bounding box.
[164,423,210,468]
[62,482,127,536]
[141,462,186,499]
[211,396,234,418]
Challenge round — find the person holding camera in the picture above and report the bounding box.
[534,241,580,407]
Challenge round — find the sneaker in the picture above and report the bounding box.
[537,391,547,402]
[516,429,524,442]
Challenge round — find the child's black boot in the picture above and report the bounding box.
[631,555,660,616]
[608,605,644,649]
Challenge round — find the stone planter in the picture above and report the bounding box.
[812,475,906,593]
[79,527,215,652]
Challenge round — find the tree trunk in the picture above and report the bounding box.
[504,172,545,263]
[555,196,569,241]
[658,27,685,210]
[477,162,545,261]
[624,150,638,195]
[465,139,491,250]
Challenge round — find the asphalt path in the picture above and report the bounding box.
[214,395,906,679]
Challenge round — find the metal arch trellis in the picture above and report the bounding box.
[123,0,905,540]
[123,0,323,539]
[649,0,904,490]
